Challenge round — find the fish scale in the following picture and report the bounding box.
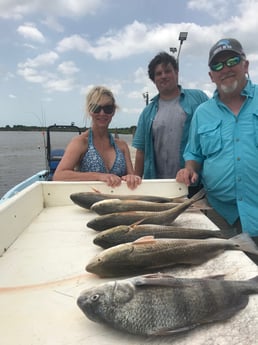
[77,273,258,336]
[93,224,223,249]
[87,188,206,231]
[70,191,173,209]
[86,234,258,277]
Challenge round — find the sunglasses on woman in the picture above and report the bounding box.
[210,56,242,72]
[91,104,115,114]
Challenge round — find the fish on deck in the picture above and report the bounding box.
[77,272,258,336]
[93,224,223,249]
[86,234,258,277]
[70,191,173,210]
[87,188,206,231]
[90,199,193,215]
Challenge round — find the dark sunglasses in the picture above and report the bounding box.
[210,56,242,72]
[91,104,115,114]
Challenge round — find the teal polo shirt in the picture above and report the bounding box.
[132,87,208,179]
[184,79,258,236]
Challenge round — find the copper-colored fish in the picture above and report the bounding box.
[93,224,223,248]
[87,188,206,231]
[70,191,173,209]
[90,199,188,215]
[86,234,258,278]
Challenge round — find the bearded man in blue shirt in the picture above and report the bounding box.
[176,38,258,245]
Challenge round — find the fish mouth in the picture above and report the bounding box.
[93,238,112,249]
[93,235,110,248]
[77,294,86,309]
[86,261,98,273]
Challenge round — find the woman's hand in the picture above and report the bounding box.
[99,173,122,188]
[122,174,142,190]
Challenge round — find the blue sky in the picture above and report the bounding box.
[1,0,258,128]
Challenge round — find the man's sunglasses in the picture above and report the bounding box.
[210,56,242,72]
[91,104,115,114]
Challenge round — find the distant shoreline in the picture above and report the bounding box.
[0,125,136,135]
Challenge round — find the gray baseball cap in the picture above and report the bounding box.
[208,38,246,65]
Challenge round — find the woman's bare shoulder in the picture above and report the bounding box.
[72,130,89,143]
[65,130,89,152]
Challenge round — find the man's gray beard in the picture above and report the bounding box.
[221,80,238,94]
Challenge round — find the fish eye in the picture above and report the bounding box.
[91,294,100,302]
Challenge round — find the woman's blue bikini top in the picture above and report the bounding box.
[79,128,127,176]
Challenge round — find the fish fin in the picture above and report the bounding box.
[133,273,193,288]
[150,324,198,336]
[189,198,212,210]
[202,274,225,280]
[133,273,226,288]
[189,187,206,203]
[247,275,258,286]
[128,217,147,226]
[133,236,156,244]
[131,219,146,227]
[91,187,101,193]
[230,233,258,255]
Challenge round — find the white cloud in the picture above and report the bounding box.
[3,72,15,81]
[41,16,64,32]
[56,35,90,53]
[57,61,79,75]
[8,94,16,98]
[187,0,236,20]
[16,50,80,92]
[18,51,59,69]
[17,22,45,42]
[17,67,49,83]
[122,106,143,115]
[134,67,148,84]
[0,0,104,19]
[55,21,180,60]
[92,21,152,59]
[45,78,77,92]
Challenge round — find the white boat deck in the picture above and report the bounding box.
[0,181,258,345]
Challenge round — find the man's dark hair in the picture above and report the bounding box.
[148,52,178,82]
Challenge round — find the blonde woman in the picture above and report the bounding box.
[53,86,141,190]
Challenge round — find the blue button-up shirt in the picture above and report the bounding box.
[184,79,258,236]
[132,86,208,178]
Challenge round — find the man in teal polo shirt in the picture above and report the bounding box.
[132,52,208,196]
[176,38,258,243]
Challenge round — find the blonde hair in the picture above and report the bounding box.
[86,86,117,113]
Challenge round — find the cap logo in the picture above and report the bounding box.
[213,40,234,56]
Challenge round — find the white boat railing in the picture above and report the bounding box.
[0,170,48,203]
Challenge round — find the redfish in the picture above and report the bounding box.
[93,224,223,249]
[86,234,258,278]
[87,188,205,231]
[70,191,173,209]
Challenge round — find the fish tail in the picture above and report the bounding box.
[188,188,206,204]
[231,233,258,255]
[190,188,206,202]
[244,275,258,294]
[248,275,258,284]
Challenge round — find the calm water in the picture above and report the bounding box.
[0,131,133,198]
